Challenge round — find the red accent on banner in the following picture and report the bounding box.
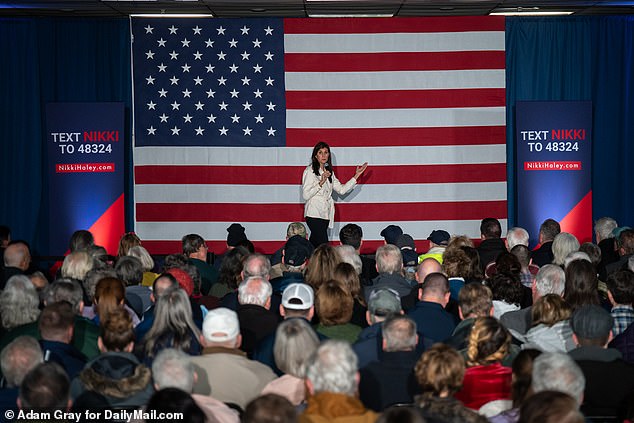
[56,163,115,173]
[559,191,593,244]
[523,161,581,171]
[88,194,126,256]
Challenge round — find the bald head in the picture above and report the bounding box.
[416,258,443,284]
[3,242,30,270]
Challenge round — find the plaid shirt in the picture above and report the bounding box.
[611,304,634,336]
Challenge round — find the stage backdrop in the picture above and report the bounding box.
[515,101,593,247]
[131,17,507,254]
[46,103,125,255]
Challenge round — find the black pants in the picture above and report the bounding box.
[306,217,330,248]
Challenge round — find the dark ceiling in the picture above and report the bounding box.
[1,0,633,17]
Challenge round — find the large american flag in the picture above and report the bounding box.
[131,17,507,255]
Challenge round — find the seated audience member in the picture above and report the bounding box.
[518,391,584,423]
[304,244,341,291]
[552,232,580,267]
[531,352,585,404]
[139,286,202,363]
[116,232,141,259]
[610,310,634,365]
[182,233,219,295]
[488,272,523,319]
[29,271,50,301]
[594,217,619,277]
[501,264,565,335]
[407,272,456,343]
[510,245,539,288]
[606,270,634,336]
[606,228,634,276]
[61,251,94,283]
[270,235,312,293]
[0,225,9,267]
[353,287,403,368]
[127,245,160,288]
[209,246,249,299]
[69,230,95,253]
[418,229,450,264]
[380,225,403,246]
[490,252,533,308]
[81,268,117,320]
[152,348,240,423]
[455,316,512,410]
[190,307,276,410]
[531,219,560,267]
[564,259,600,312]
[18,362,70,412]
[300,340,378,423]
[442,247,471,303]
[134,272,179,342]
[517,294,575,353]
[477,218,506,273]
[0,336,43,411]
[415,257,443,286]
[1,241,31,290]
[336,245,363,277]
[396,233,418,269]
[145,388,206,423]
[86,244,110,269]
[568,304,634,419]
[244,393,297,423]
[163,265,204,324]
[364,244,417,311]
[359,315,421,411]
[446,283,493,350]
[237,276,279,357]
[315,279,361,343]
[269,222,308,269]
[92,277,141,327]
[339,223,378,283]
[261,318,320,406]
[116,255,152,317]
[414,344,487,423]
[460,246,485,284]
[38,302,87,380]
[71,308,153,409]
[0,275,40,349]
[334,262,368,328]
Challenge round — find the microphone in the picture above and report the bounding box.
[324,163,330,172]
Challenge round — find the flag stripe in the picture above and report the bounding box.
[284,51,506,72]
[285,88,505,109]
[134,164,506,185]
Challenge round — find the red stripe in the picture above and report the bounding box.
[284,52,505,72]
[286,127,506,147]
[285,89,505,110]
[136,200,507,223]
[284,17,505,34]
[134,163,506,185]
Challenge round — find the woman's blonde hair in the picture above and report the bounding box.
[531,294,571,327]
[466,316,511,367]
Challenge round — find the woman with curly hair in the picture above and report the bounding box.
[455,316,513,410]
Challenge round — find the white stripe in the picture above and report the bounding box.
[285,70,505,91]
[284,32,505,53]
[133,144,506,166]
[135,219,508,242]
[286,107,505,129]
[134,181,507,204]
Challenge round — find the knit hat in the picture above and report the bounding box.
[227,223,247,247]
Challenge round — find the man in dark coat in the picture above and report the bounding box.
[476,218,507,273]
[531,218,560,267]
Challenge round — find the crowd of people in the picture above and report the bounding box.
[0,217,633,423]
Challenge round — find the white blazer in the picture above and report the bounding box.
[301,165,357,228]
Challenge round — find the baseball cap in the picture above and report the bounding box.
[282,283,314,310]
[427,230,450,246]
[570,304,614,340]
[396,234,416,250]
[368,288,401,317]
[202,307,240,343]
[284,235,313,266]
[380,225,403,245]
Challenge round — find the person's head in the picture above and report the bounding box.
[315,280,353,326]
[578,242,601,269]
[152,273,179,301]
[533,264,565,300]
[217,246,250,290]
[201,307,241,349]
[226,223,248,248]
[382,315,417,352]
[480,218,502,239]
[182,233,207,260]
[506,227,530,250]
[305,340,358,396]
[274,318,320,378]
[280,283,314,320]
[238,276,273,309]
[414,343,465,397]
[336,245,362,275]
[304,244,341,290]
[339,223,363,250]
[563,259,599,310]
[117,232,141,258]
[0,336,43,388]
[594,217,618,243]
[606,269,634,307]
[334,262,363,301]
[99,307,135,352]
[563,251,591,270]
[416,257,443,284]
[616,229,634,256]
[375,244,403,274]
[458,283,493,320]
[427,229,451,248]
[86,244,109,268]
[93,277,126,324]
[0,225,10,247]
[0,275,40,330]
[145,388,205,423]
[531,352,585,404]
[510,349,541,407]
[510,245,531,269]
[420,272,450,306]
[518,391,584,423]
[243,393,297,423]
[127,245,155,272]
[570,304,614,347]
[38,301,75,344]
[494,251,522,276]
[286,222,307,239]
[445,234,474,252]
[461,246,484,281]
[69,230,94,253]
[29,271,49,297]
[488,272,523,306]
[539,219,561,244]
[310,141,332,175]
[552,233,580,266]
[3,241,30,270]
[18,362,70,412]
[115,255,144,286]
[242,253,272,280]
[83,268,117,305]
[60,251,93,281]
[152,348,195,392]
[531,294,571,327]
[442,247,470,278]
[283,235,313,272]
[367,288,402,325]
[165,266,197,296]
[381,225,403,246]
[466,316,511,366]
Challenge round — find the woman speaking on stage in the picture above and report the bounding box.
[302,141,368,247]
